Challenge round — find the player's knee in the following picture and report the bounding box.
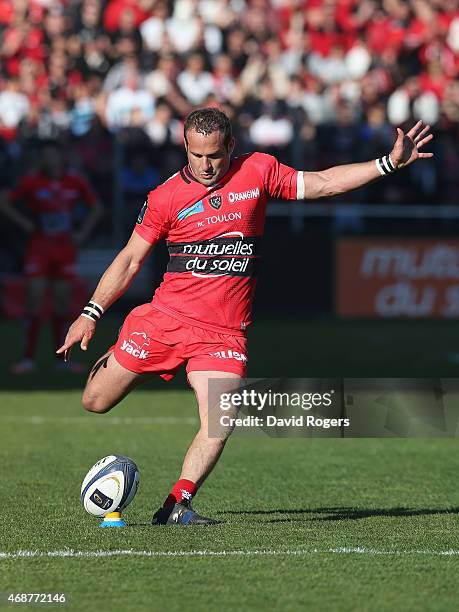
[81,391,112,414]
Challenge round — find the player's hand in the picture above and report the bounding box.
[389,120,434,168]
[56,316,96,361]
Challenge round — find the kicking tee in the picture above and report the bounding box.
[135,152,304,335]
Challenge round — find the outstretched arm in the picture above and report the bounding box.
[302,120,433,200]
[56,231,153,359]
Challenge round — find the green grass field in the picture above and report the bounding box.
[1,318,459,611]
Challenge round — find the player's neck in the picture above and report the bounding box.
[187,159,232,187]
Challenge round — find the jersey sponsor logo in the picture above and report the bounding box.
[177,199,204,221]
[120,331,150,359]
[208,349,247,363]
[38,211,72,234]
[209,194,222,210]
[228,187,260,203]
[197,211,242,227]
[167,232,260,278]
[137,201,147,224]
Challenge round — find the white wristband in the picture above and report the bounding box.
[81,301,104,322]
[376,155,396,176]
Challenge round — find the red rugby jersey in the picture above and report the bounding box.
[135,152,303,335]
[10,172,97,240]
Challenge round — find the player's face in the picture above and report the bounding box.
[185,129,234,187]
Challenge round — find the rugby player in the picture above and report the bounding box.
[2,141,103,374]
[57,108,433,525]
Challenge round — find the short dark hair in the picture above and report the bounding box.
[184,108,232,147]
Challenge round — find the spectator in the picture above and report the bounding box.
[211,54,237,102]
[160,0,204,56]
[140,1,170,53]
[0,78,29,139]
[177,52,214,106]
[103,52,143,93]
[0,0,458,208]
[105,75,154,130]
[247,78,293,156]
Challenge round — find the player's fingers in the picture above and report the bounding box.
[418,152,434,158]
[416,133,433,148]
[56,339,73,354]
[407,120,423,139]
[414,124,430,142]
[80,331,93,351]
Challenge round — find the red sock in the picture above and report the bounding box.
[23,316,42,360]
[163,479,197,507]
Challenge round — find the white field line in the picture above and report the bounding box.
[0,415,197,426]
[1,547,459,560]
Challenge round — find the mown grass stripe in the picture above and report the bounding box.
[2,548,459,560]
[0,415,197,425]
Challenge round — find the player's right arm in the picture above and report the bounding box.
[56,231,154,359]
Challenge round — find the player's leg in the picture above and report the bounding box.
[12,276,47,373]
[13,236,52,373]
[180,370,241,485]
[81,350,153,414]
[82,305,184,414]
[152,371,241,525]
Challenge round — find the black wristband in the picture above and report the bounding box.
[376,155,396,176]
[81,301,104,322]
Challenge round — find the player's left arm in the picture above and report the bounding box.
[73,179,104,245]
[301,120,433,200]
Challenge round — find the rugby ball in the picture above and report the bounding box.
[81,455,140,517]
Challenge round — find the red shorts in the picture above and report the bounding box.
[24,236,76,280]
[113,304,248,380]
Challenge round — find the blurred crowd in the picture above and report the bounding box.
[1,0,459,205]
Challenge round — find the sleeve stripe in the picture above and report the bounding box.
[296,171,305,200]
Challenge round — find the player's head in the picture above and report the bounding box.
[40,140,64,177]
[184,108,235,187]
